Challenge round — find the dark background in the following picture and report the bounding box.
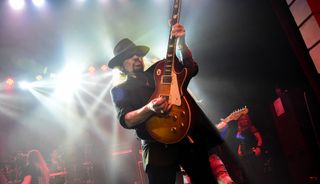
[0,0,319,183]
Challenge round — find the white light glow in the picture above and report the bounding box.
[9,0,25,10]
[111,69,125,86]
[99,0,109,4]
[32,0,45,7]
[76,0,86,3]
[54,63,85,101]
[50,73,57,79]
[36,75,43,81]
[18,81,32,90]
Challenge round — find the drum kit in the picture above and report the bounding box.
[0,151,94,184]
[49,150,94,184]
[49,162,94,184]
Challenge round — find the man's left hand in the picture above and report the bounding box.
[171,23,185,37]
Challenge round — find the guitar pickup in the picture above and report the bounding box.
[159,95,169,101]
[161,75,172,84]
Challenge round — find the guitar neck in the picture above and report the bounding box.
[165,0,182,72]
[220,107,249,126]
[157,0,182,96]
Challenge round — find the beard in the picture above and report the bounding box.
[133,63,144,73]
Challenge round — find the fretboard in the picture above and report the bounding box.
[163,0,182,85]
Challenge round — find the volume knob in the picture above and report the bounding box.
[172,115,178,121]
[181,111,186,116]
[170,127,177,133]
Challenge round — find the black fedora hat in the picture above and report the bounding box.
[108,38,149,69]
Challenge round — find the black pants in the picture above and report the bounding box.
[145,140,218,184]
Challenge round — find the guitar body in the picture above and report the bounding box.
[145,60,192,144]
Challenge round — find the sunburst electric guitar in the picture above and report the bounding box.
[145,0,192,144]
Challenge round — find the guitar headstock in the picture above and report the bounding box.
[227,106,249,121]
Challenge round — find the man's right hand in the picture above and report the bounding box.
[147,97,172,114]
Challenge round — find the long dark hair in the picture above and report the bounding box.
[27,150,49,184]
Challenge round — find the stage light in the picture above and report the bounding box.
[36,75,43,81]
[76,0,86,3]
[9,0,25,10]
[99,0,109,4]
[53,63,84,101]
[50,73,57,79]
[101,64,108,72]
[6,78,15,87]
[88,66,96,74]
[5,78,15,91]
[18,81,31,90]
[32,0,45,7]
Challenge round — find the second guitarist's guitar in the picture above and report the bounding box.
[145,0,192,144]
[216,107,249,130]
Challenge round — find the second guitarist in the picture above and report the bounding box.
[109,22,223,184]
[216,111,265,184]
